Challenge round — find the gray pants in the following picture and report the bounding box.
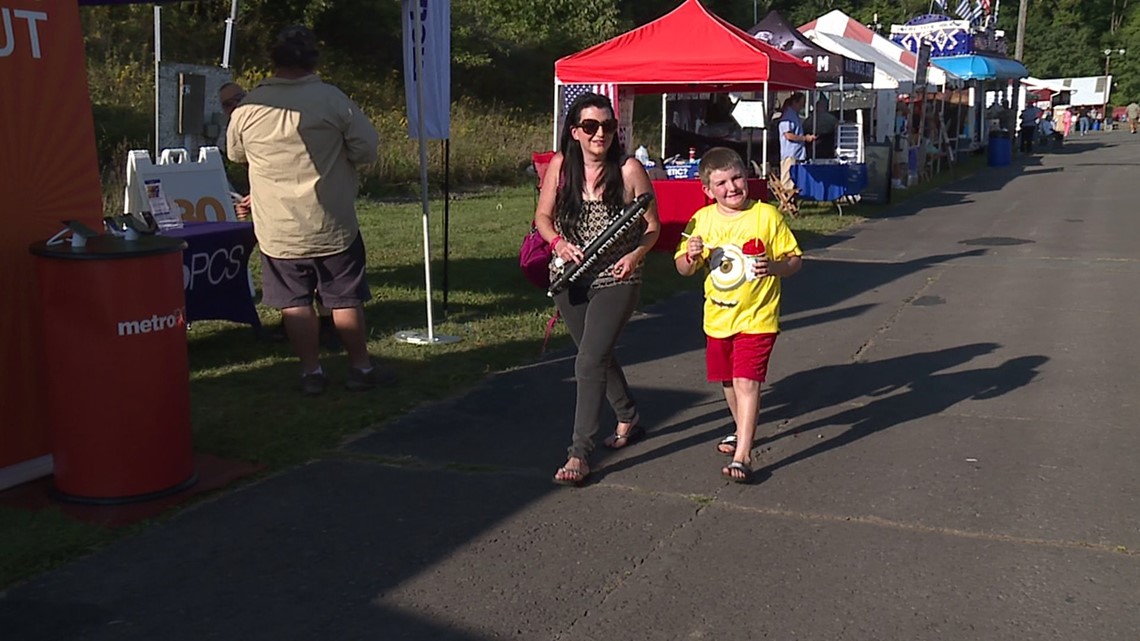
[554,283,640,460]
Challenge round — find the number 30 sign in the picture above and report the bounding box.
[173,196,228,223]
[124,147,238,223]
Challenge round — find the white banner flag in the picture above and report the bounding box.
[402,0,450,140]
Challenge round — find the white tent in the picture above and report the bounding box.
[804,31,917,93]
[801,31,919,143]
[1056,76,1113,107]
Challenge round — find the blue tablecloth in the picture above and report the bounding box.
[790,163,869,202]
[163,222,261,328]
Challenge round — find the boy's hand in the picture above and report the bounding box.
[751,254,770,279]
[686,235,704,261]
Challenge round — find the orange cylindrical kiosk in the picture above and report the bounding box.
[30,233,196,504]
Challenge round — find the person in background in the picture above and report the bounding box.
[1061,107,1073,138]
[1039,112,1062,148]
[534,91,660,487]
[1078,107,1091,136]
[219,80,341,352]
[998,98,1016,133]
[218,82,251,219]
[805,98,838,159]
[675,147,802,483]
[778,93,816,194]
[1126,101,1140,135]
[228,25,390,395]
[1018,103,1042,153]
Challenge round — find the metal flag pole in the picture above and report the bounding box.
[396,0,459,346]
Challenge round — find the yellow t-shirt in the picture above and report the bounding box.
[674,201,801,338]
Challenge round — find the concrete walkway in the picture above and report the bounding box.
[3,133,1139,640]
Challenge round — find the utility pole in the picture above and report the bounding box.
[1015,0,1028,60]
[1103,49,1126,124]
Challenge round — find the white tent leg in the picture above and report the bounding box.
[840,77,845,117]
[761,83,769,176]
[660,93,667,159]
[810,88,817,158]
[154,6,161,158]
[553,83,561,151]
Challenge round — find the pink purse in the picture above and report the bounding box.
[519,223,552,289]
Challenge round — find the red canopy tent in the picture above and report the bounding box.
[555,0,815,93]
[553,0,814,172]
[552,0,815,252]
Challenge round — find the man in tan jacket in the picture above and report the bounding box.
[228,25,391,395]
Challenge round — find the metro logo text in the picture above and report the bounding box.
[117,308,187,337]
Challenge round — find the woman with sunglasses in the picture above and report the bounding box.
[534,92,660,486]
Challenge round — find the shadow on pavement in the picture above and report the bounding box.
[596,343,1042,482]
[783,249,987,317]
[754,353,1049,479]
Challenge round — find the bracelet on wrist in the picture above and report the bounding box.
[550,235,562,247]
[685,254,695,264]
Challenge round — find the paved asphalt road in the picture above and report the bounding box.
[3,133,1138,640]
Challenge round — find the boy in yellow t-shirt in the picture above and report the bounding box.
[674,147,802,483]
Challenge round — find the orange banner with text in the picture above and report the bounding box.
[0,0,104,471]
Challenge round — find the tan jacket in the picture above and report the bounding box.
[227,75,378,258]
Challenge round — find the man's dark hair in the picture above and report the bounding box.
[270,25,319,71]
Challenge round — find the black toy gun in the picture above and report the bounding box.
[548,193,654,297]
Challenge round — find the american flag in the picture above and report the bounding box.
[561,83,620,120]
[967,0,985,24]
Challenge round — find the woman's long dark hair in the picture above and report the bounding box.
[555,92,626,238]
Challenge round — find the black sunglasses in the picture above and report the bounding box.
[576,118,617,136]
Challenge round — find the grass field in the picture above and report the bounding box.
[0,158,985,588]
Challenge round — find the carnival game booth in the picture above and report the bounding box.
[890,15,1028,152]
[749,11,875,151]
[801,11,963,136]
[799,11,967,190]
[744,11,875,210]
[553,0,815,252]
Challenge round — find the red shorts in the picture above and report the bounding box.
[706,332,778,382]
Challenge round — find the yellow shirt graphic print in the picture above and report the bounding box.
[675,201,801,338]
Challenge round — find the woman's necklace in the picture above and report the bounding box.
[583,168,603,200]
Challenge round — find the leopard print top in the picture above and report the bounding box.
[550,199,646,289]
